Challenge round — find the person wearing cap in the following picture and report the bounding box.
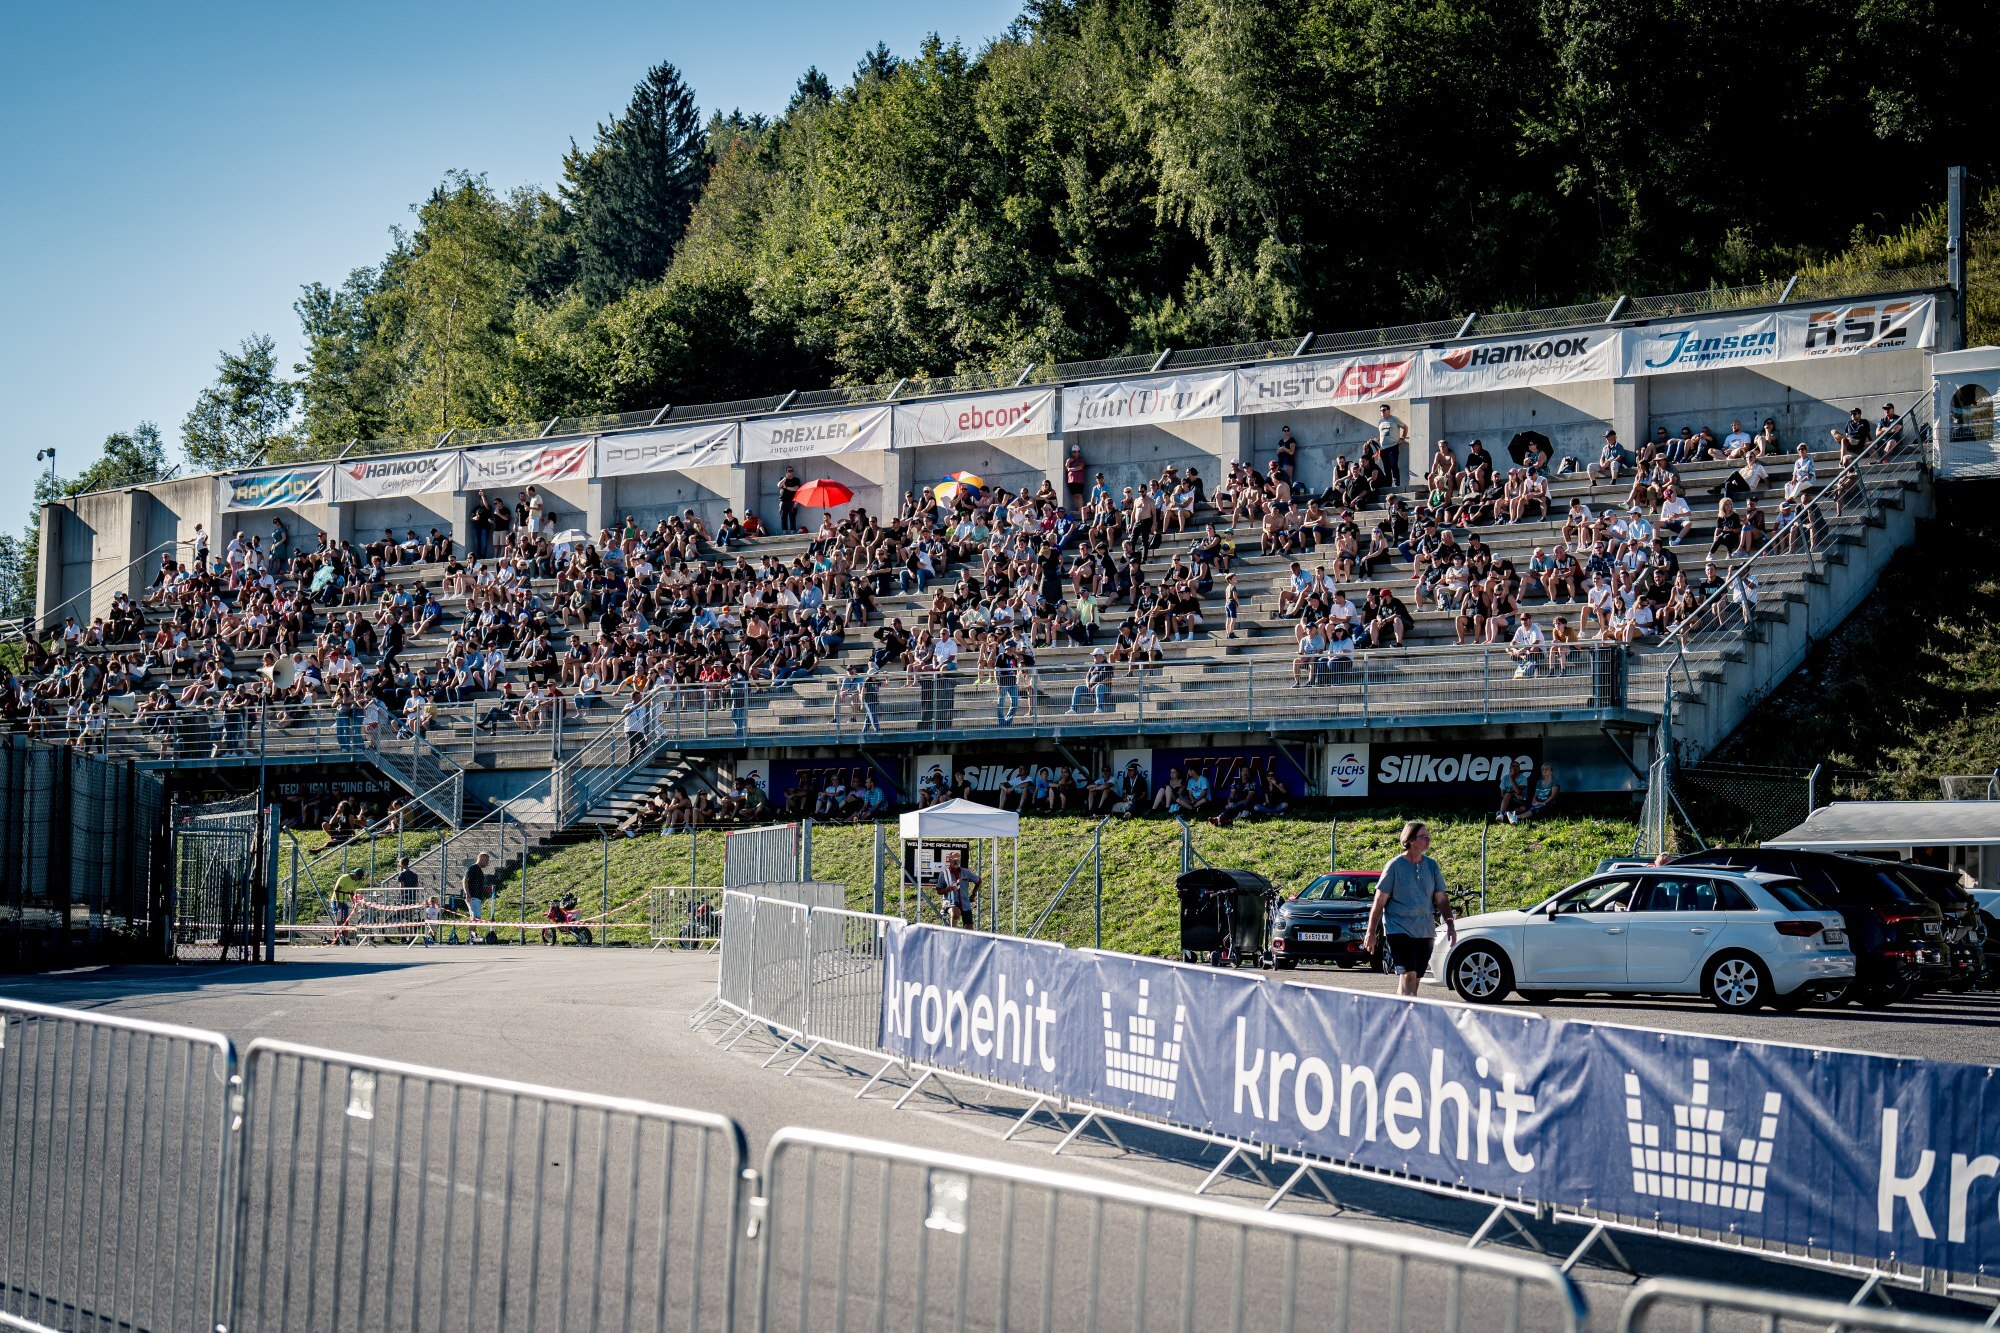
[1067,647,1114,716]
[1722,419,1754,457]
[1874,403,1905,458]
[1587,430,1628,485]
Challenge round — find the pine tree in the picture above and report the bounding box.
[563,62,708,306]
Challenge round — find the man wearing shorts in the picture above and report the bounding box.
[1362,821,1456,997]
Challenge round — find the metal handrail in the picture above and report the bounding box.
[28,537,180,634]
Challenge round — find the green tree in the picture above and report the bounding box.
[563,63,709,306]
[389,171,523,433]
[4,423,170,626]
[787,65,832,114]
[294,266,399,452]
[181,336,297,470]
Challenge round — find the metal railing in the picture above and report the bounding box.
[1620,1277,1992,1331]
[0,999,236,1333]
[757,1127,1588,1333]
[31,537,180,633]
[649,885,725,948]
[1941,775,2000,801]
[723,824,801,889]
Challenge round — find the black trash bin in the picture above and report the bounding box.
[1176,868,1275,967]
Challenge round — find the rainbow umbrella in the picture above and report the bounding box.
[932,471,986,503]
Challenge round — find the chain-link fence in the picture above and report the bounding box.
[171,795,272,963]
[1670,761,1815,847]
[0,734,167,968]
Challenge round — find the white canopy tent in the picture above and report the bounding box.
[898,799,1020,931]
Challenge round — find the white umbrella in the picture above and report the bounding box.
[553,528,589,548]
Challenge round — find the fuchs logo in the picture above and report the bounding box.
[1642,328,1778,370]
[1328,751,1367,790]
[1440,335,1593,371]
[346,456,445,481]
[1623,1059,1780,1212]
[1101,979,1185,1101]
[1802,302,1916,355]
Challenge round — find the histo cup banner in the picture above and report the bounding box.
[459,438,594,487]
[878,923,2000,1273]
[1235,353,1418,416]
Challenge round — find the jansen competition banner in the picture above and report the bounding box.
[1061,370,1234,432]
[219,465,332,512]
[334,450,458,502]
[740,405,891,465]
[1235,353,1419,415]
[878,925,2000,1273]
[460,438,593,487]
[892,388,1058,449]
[1422,330,1619,397]
[1620,311,1781,377]
[595,422,737,477]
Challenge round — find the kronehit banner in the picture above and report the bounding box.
[878,924,2000,1273]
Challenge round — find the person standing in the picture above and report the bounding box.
[1064,444,1088,512]
[461,852,493,945]
[330,868,363,945]
[939,851,981,929]
[778,465,803,535]
[1362,821,1456,997]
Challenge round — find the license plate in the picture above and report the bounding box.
[1824,929,1846,945]
[1297,931,1338,942]
[1922,922,1941,935]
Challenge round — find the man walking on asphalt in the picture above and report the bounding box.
[1362,820,1456,997]
[460,853,494,945]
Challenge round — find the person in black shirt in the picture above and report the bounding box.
[778,466,803,535]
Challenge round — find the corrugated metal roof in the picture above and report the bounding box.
[1765,801,2000,849]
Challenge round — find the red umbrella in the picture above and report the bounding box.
[793,479,854,508]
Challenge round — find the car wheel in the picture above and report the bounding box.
[1771,980,1852,1012]
[1703,953,1768,1012]
[1855,977,1911,1008]
[1517,989,1558,1005]
[1273,958,1297,970]
[1449,944,1513,1004]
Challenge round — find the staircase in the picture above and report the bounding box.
[362,733,466,827]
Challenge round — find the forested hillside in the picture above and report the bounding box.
[3,0,1992,619]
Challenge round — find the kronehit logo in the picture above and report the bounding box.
[1623,1058,1779,1212]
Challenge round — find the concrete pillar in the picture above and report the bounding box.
[1407,397,1442,483]
[1044,432,1068,493]
[584,478,611,538]
[1220,416,1252,469]
[123,490,150,608]
[1612,376,1649,449]
[879,447,907,522]
[34,501,62,631]
[445,490,472,552]
[726,464,753,526]
[327,502,358,551]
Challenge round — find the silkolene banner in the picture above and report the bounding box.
[333,451,458,502]
[1235,353,1419,416]
[740,405,892,465]
[891,388,1058,449]
[878,925,2000,1273]
[218,465,333,512]
[1422,330,1619,397]
[1780,294,1936,360]
[595,422,737,477]
[459,438,594,487]
[1620,312,1782,378]
[1061,370,1235,432]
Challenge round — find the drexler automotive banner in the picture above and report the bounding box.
[740,405,892,464]
[879,923,2000,1273]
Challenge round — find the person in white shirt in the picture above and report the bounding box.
[1509,612,1547,668]
[1657,488,1691,542]
[1722,420,1754,456]
[932,632,959,670]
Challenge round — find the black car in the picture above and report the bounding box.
[1669,848,1947,1006]
[1882,860,1985,992]
[1269,871,1383,970]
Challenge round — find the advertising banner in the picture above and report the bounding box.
[904,839,976,890]
[1780,295,1936,360]
[878,923,2000,1272]
[1235,354,1419,416]
[893,389,1058,449]
[736,757,899,809]
[1151,745,1310,798]
[219,465,333,512]
[1321,742,1371,799]
[333,451,458,502]
[740,406,892,465]
[595,422,737,477]
[1361,739,1541,799]
[1620,312,1782,378]
[459,438,594,488]
[1422,331,1619,397]
[1061,370,1235,432]
[949,757,1087,799]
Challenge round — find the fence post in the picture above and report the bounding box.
[1482,644,1492,720]
[872,823,885,915]
[1807,763,1822,813]
[1093,825,1103,950]
[287,839,299,926]
[1245,663,1256,722]
[601,826,611,942]
[1329,817,1337,874]
[1479,819,1491,914]
[801,819,813,880]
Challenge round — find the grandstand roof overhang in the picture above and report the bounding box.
[1766,802,2000,850]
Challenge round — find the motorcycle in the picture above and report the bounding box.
[540,892,594,946]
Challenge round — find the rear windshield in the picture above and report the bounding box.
[1758,878,1823,912]
[1829,868,1927,907]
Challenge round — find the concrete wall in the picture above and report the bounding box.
[605,463,735,532]
[1646,349,1929,451]
[746,453,888,528]
[1063,419,1224,496]
[1243,401,1404,491]
[908,436,1052,505]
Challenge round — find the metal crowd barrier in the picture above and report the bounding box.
[755,1126,1588,1333]
[0,999,236,1333]
[228,1039,748,1333]
[1619,1277,1993,1331]
[650,885,726,949]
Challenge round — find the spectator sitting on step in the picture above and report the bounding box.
[1518,764,1561,821]
[1210,772,1258,828]
[1873,402,1905,459]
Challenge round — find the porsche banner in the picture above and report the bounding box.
[595,422,738,477]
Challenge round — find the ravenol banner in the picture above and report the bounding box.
[333,450,458,502]
[219,465,332,512]
[878,924,2000,1272]
[596,422,737,477]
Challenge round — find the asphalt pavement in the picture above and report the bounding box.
[4,946,1997,1330]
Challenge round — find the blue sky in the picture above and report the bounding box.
[0,0,1022,520]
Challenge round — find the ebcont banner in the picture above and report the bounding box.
[892,388,1057,449]
[1236,354,1418,416]
[878,923,2000,1272]
[219,465,332,512]
[1781,294,1936,360]
[1422,331,1618,397]
[333,451,457,502]
[596,422,737,477]
[1061,370,1234,432]
[460,438,593,487]
[740,405,891,465]
[1621,312,1781,377]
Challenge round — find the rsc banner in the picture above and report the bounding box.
[877,923,2000,1273]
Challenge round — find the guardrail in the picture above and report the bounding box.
[1619,1277,1992,1331]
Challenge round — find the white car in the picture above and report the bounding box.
[1429,868,1853,1012]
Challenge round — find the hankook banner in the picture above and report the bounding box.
[891,389,1058,448]
[219,465,333,512]
[1060,370,1235,432]
[595,422,738,477]
[459,438,594,487]
[740,405,892,465]
[333,451,459,502]
[1422,331,1619,396]
[1235,354,1418,415]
